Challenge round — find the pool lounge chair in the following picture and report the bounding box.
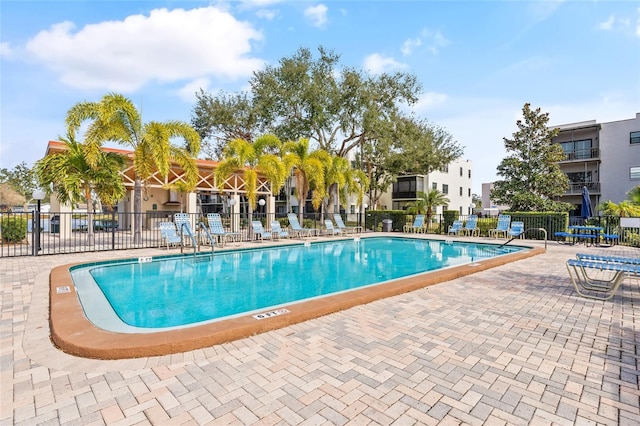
[174,213,197,246]
[507,221,525,238]
[251,221,272,241]
[403,214,425,233]
[447,220,463,236]
[158,222,182,249]
[489,215,511,238]
[460,215,479,237]
[287,213,318,238]
[270,221,290,240]
[207,213,241,246]
[566,258,640,300]
[323,219,343,236]
[333,214,362,234]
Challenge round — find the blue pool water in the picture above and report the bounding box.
[71,237,525,332]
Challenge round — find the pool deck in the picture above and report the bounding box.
[2,233,640,425]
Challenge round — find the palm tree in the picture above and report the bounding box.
[406,190,450,223]
[215,135,289,238]
[628,185,640,205]
[339,164,369,215]
[65,92,200,244]
[34,135,126,245]
[597,200,640,217]
[283,138,327,223]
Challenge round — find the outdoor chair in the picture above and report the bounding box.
[287,213,318,238]
[270,221,290,240]
[447,220,463,236]
[507,221,525,238]
[403,214,425,233]
[251,221,272,241]
[489,215,511,239]
[206,213,240,246]
[174,213,197,246]
[158,222,182,249]
[566,257,640,300]
[333,214,362,234]
[323,219,343,236]
[461,215,479,237]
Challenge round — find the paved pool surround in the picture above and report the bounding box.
[49,236,544,359]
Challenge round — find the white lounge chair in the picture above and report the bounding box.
[251,221,272,241]
[207,213,241,246]
[323,219,343,236]
[287,213,318,238]
[158,222,181,249]
[566,258,640,300]
[270,221,289,240]
[333,214,362,234]
[447,220,463,236]
[461,215,479,237]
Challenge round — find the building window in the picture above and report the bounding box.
[560,139,592,159]
[459,206,463,215]
[459,167,463,176]
[459,187,463,196]
[432,182,437,190]
[631,167,640,180]
[441,165,449,173]
[468,169,471,178]
[442,184,448,195]
[468,188,471,197]
[350,205,355,214]
[631,131,640,144]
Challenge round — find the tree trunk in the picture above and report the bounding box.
[133,178,142,245]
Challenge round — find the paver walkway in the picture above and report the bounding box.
[1,236,639,425]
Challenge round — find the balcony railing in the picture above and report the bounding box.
[564,182,600,195]
[560,147,600,162]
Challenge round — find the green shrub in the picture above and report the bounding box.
[477,217,498,237]
[443,210,459,233]
[0,216,27,243]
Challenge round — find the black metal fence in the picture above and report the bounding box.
[1,210,638,258]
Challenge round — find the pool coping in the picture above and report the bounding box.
[49,237,545,359]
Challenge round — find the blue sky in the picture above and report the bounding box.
[1,0,639,194]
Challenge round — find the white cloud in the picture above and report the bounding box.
[176,78,212,103]
[402,28,449,56]
[24,7,265,92]
[598,15,615,31]
[401,38,421,56]
[363,53,407,74]
[304,4,328,28]
[414,92,448,111]
[596,10,640,36]
[256,9,278,20]
[0,41,13,59]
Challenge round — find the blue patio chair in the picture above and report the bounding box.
[270,220,289,240]
[251,220,272,241]
[508,221,524,238]
[207,213,240,246]
[489,215,511,239]
[323,219,343,236]
[158,222,182,249]
[287,213,318,238]
[461,215,479,237]
[403,214,425,233]
[447,220,463,236]
[333,214,363,234]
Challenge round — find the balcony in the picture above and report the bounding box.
[392,191,419,200]
[560,147,600,163]
[564,182,600,195]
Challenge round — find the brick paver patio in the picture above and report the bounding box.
[2,235,639,425]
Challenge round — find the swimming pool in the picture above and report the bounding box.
[71,237,524,332]
[52,235,542,359]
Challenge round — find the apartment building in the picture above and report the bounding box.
[379,158,474,216]
[481,112,640,215]
[552,112,640,213]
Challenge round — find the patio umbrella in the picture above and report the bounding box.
[581,186,593,219]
